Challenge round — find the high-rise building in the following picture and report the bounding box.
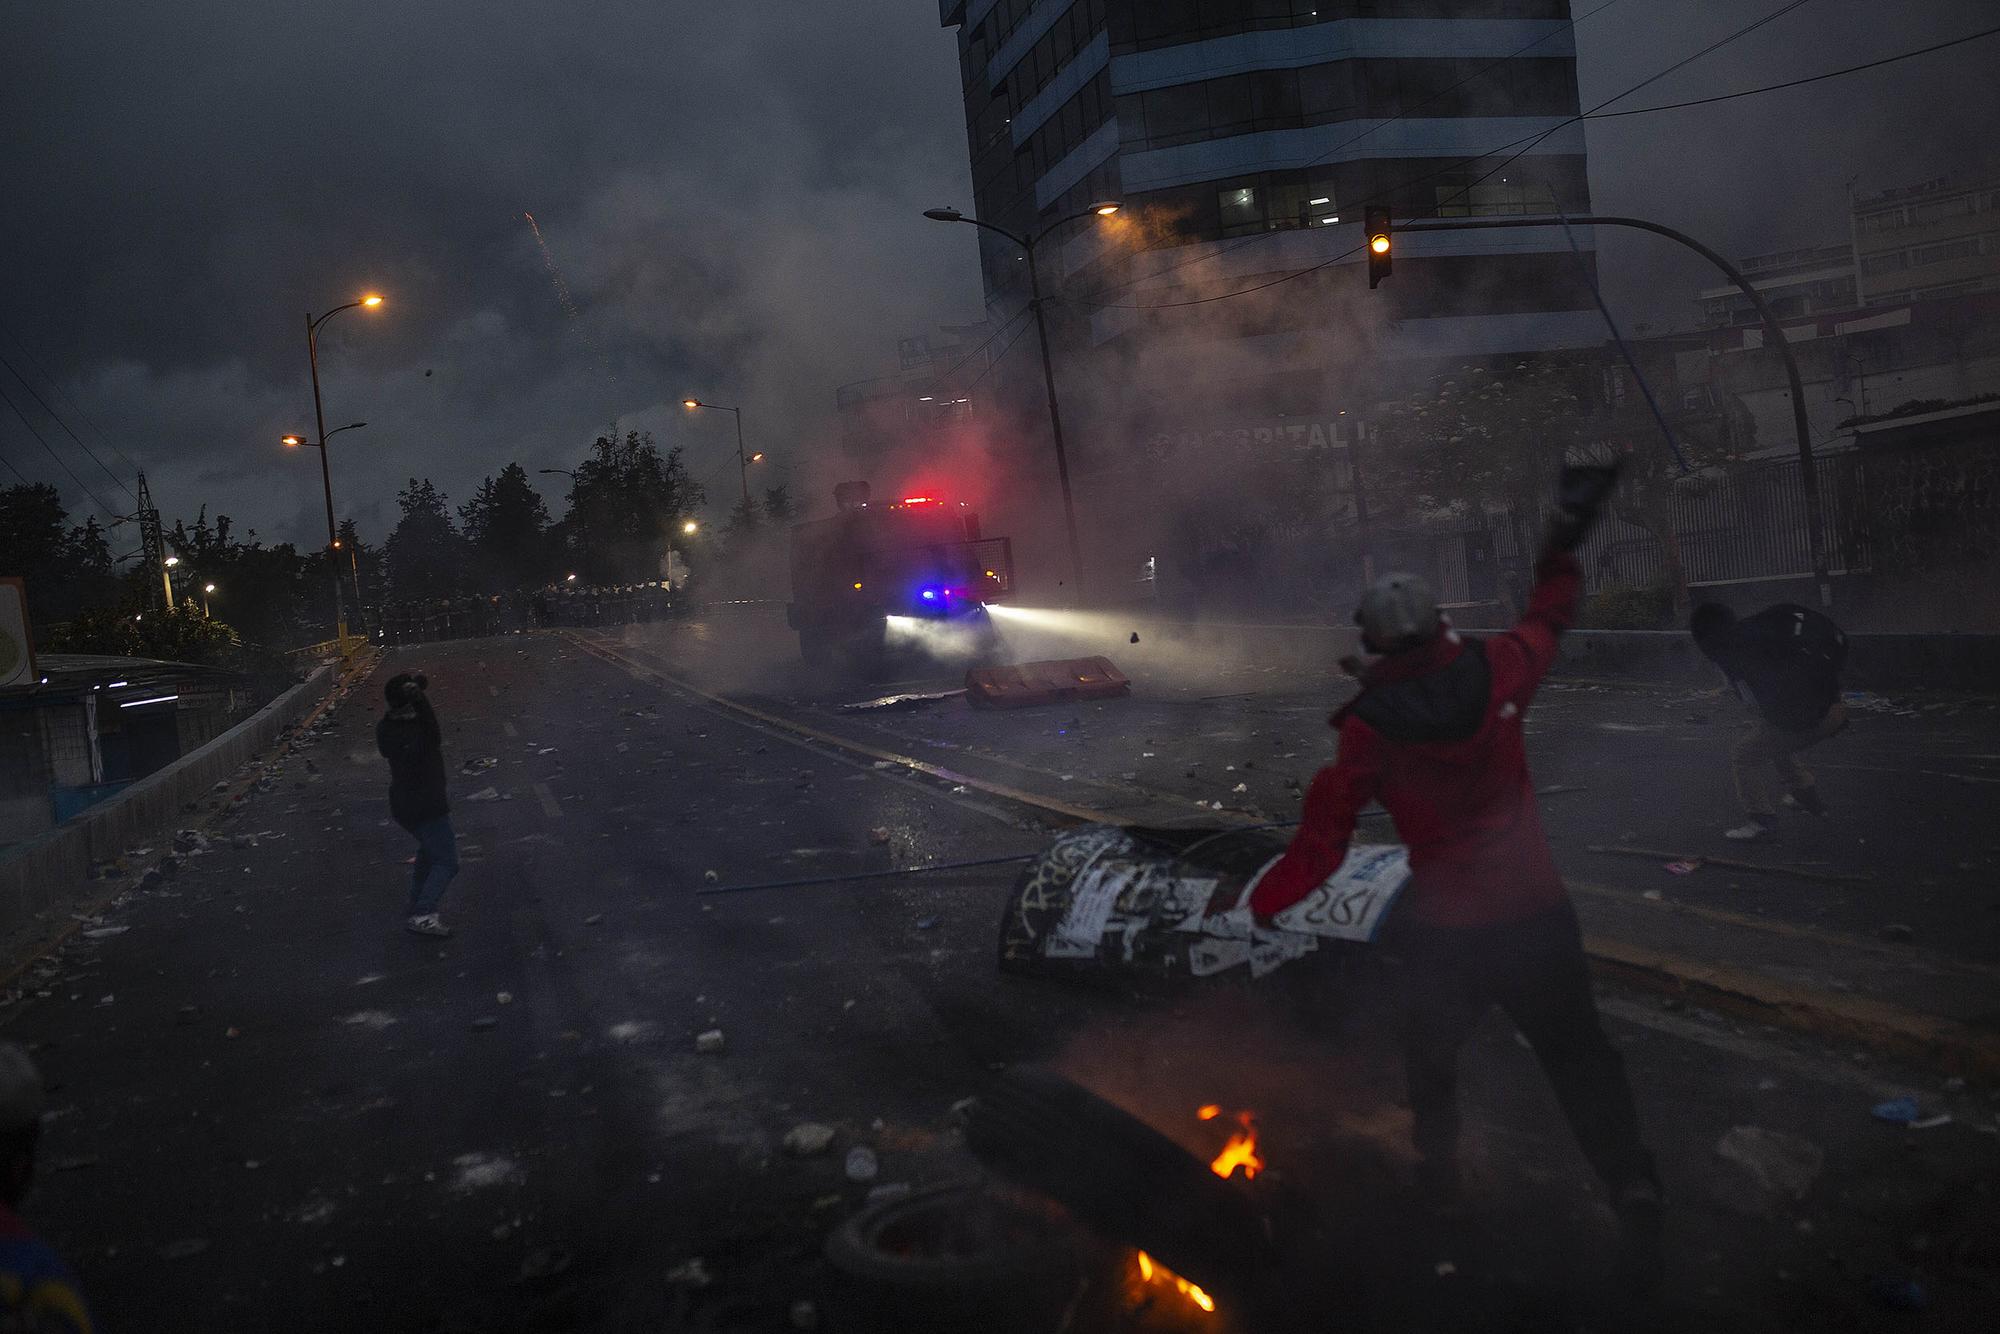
[933,1,1604,600]
[937,2,1599,377]
[1853,169,2000,307]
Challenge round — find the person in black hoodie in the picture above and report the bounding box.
[1690,602,1848,841]
[375,672,458,936]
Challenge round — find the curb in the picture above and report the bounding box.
[1584,933,2000,1082]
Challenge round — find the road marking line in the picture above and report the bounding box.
[503,721,518,737]
[534,781,562,819]
[569,630,2000,1073]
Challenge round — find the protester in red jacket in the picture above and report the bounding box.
[1250,465,1661,1289]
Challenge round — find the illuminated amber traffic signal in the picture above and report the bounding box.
[1365,205,1392,289]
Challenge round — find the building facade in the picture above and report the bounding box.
[1695,243,1858,330]
[1854,168,2000,307]
[935,0,1601,603]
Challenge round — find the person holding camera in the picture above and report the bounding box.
[375,671,458,937]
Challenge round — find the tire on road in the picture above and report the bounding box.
[822,1181,1081,1332]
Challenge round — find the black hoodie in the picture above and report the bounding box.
[376,696,448,829]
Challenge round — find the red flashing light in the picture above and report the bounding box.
[898,495,936,506]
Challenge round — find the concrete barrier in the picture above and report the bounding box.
[0,665,334,940]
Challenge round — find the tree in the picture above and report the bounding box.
[337,518,386,614]
[560,431,705,583]
[1370,357,1745,614]
[0,483,119,625]
[763,485,795,523]
[385,478,468,599]
[459,463,553,591]
[1370,361,1595,572]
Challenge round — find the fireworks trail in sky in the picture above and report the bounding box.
[523,210,618,415]
[524,211,582,323]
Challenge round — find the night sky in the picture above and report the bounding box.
[1,0,1993,545]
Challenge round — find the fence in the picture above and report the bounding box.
[1416,452,1877,604]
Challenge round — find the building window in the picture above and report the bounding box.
[1910,237,1980,266]
[1860,251,1908,276]
[1219,185,1260,231]
[1434,179,1538,217]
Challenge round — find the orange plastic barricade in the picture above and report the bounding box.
[964,656,1131,710]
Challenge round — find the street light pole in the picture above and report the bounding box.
[680,400,753,514]
[303,295,383,639]
[1394,215,1832,607]
[923,201,1120,602]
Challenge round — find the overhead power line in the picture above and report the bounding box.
[0,345,137,502]
[1588,22,2000,119]
[0,318,144,479]
[0,380,125,517]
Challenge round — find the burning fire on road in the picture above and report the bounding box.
[1128,1104,1265,1318]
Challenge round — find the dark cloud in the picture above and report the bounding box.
[2,0,1995,541]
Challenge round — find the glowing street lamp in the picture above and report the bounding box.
[303,294,385,638]
[921,200,1122,598]
[682,519,699,536]
[680,398,765,511]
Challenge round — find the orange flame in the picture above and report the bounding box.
[1197,1104,1221,1121]
[1208,1110,1263,1181]
[1135,1251,1215,1314]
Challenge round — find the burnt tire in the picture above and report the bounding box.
[823,1182,1080,1332]
[964,1067,1276,1310]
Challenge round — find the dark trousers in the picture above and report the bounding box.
[1400,900,1655,1195]
[406,816,460,917]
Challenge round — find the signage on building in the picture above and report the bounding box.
[1148,417,1363,459]
[0,578,35,690]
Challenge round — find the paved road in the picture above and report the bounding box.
[7,630,1998,1332]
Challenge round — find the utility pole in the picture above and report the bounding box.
[134,472,171,609]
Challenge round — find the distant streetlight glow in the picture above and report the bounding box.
[281,434,304,447]
[360,294,384,307]
[682,520,699,535]
[749,451,765,463]
[1092,201,1121,216]
[204,583,217,593]
[565,573,578,582]
[163,556,180,567]
[681,398,700,409]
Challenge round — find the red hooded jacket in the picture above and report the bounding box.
[1248,551,1580,929]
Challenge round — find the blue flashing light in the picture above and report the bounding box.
[920,587,940,602]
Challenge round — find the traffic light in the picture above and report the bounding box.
[1365,205,1392,289]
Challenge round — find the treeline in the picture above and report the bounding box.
[2,429,798,664]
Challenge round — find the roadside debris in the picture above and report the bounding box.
[1871,1096,1921,1125]
[695,1029,726,1054]
[783,1123,836,1156]
[839,689,965,714]
[667,1257,713,1288]
[1587,844,1875,884]
[843,1146,879,1183]
[1713,1126,1822,1211]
